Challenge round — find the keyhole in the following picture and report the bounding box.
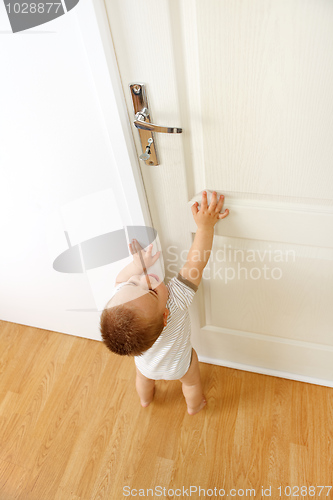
[146,137,153,155]
[139,138,154,161]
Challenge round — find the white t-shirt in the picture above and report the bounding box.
[134,273,198,380]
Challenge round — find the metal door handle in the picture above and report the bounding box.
[130,83,182,166]
[134,109,182,134]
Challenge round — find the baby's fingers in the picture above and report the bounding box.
[201,191,208,210]
[218,208,229,219]
[215,194,224,213]
[146,243,153,255]
[129,239,142,255]
[191,202,199,216]
[152,250,161,264]
[208,191,218,211]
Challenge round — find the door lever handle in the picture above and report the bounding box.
[134,109,182,134]
[130,83,182,166]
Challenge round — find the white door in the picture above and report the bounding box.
[0,2,156,341]
[95,0,333,385]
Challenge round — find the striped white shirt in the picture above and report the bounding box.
[134,273,198,380]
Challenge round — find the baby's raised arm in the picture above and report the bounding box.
[115,240,160,284]
[179,191,229,287]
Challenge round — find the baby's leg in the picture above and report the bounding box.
[135,366,155,407]
[179,349,206,415]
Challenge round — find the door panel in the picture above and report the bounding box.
[207,238,333,342]
[105,0,333,384]
[196,0,333,199]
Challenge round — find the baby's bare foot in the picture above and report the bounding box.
[187,397,207,416]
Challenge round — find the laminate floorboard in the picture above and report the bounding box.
[0,320,332,499]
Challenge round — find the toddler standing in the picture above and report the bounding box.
[100,191,229,415]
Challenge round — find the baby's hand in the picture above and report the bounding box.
[129,239,160,272]
[191,191,229,230]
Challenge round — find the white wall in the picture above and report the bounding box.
[0,1,149,340]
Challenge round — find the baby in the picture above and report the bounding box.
[100,191,229,415]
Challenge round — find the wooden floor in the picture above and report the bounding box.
[0,320,333,500]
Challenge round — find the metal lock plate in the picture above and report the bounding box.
[130,83,159,166]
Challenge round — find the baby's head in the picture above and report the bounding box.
[100,273,169,356]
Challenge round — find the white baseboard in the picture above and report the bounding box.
[198,355,333,388]
[196,326,333,388]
